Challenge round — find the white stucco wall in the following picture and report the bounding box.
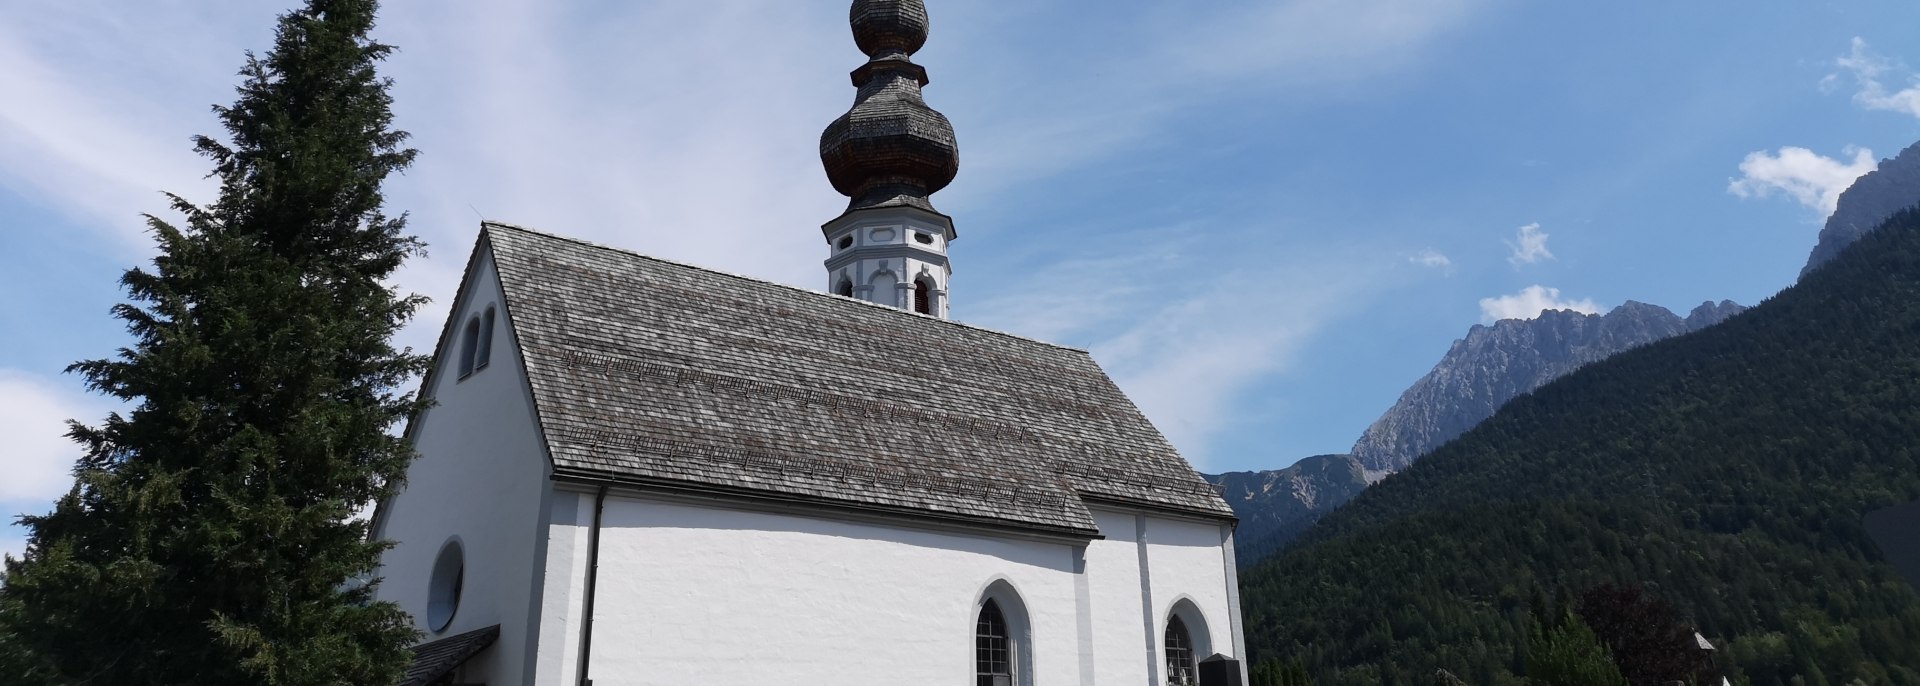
[1081,507,1244,685]
[373,251,553,685]
[537,495,1242,686]
[533,489,592,686]
[822,206,953,317]
[562,495,1081,686]
[1144,516,1239,672]
[1084,508,1152,685]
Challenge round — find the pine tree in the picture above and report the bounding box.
[0,1,427,683]
[1526,611,1628,686]
[1253,658,1319,686]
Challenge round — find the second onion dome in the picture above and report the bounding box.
[820,0,959,214]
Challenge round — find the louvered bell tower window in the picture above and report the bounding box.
[976,599,1012,686]
[1166,615,1197,685]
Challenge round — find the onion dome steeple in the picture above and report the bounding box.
[817,0,960,319]
[820,0,959,214]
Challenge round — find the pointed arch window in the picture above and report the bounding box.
[458,317,480,378]
[913,279,932,314]
[973,580,1030,686]
[1166,614,1197,685]
[457,306,497,380]
[475,307,496,371]
[976,599,1012,686]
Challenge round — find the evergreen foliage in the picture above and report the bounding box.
[1254,657,1320,686]
[1574,584,1712,685]
[1238,208,1920,685]
[1526,610,1627,686]
[0,1,427,683]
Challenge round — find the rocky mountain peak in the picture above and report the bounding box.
[1348,299,1743,474]
[1685,300,1746,330]
[1802,139,1920,279]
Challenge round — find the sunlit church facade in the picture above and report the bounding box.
[370,2,1249,684]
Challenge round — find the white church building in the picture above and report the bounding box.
[370,2,1248,684]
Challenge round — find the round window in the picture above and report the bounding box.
[913,232,934,245]
[836,235,854,250]
[427,538,464,633]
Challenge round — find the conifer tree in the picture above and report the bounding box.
[0,1,427,683]
[1526,611,1628,686]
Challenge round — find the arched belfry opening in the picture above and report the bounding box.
[913,278,931,314]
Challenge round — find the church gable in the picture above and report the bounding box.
[372,245,555,681]
[481,221,1231,536]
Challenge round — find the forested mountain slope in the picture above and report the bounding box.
[1211,300,1742,565]
[1207,454,1370,562]
[1239,208,1920,685]
[1350,299,1744,474]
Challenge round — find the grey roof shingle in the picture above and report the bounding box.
[483,222,1232,536]
[401,624,499,686]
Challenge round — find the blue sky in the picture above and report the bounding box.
[4,0,1920,559]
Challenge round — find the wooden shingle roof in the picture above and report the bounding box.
[400,624,498,686]
[482,222,1232,537]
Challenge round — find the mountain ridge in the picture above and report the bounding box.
[1238,204,1920,685]
[1350,298,1744,474]
[1802,139,1920,279]
[1210,299,1743,560]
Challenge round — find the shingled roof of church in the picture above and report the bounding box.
[479,222,1233,537]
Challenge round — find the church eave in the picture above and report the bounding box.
[1074,492,1240,527]
[549,467,1105,543]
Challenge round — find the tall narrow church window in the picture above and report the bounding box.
[976,599,1012,686]
[475,307,496,371]
[1165,615,1197,685]
[913,279,931,314]
[458,317,480,378]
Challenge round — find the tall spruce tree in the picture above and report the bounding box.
[0,1,427,683]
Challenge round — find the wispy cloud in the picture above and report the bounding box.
[1727,146,1875,216]
[0,0,1494,488]
[0,370,114,561]
[1409,249,1452,270]
[1478,285,1599,323]
[1505,222,1554,266]
[969,227,1393,469]
[1827,37,1920,120]
[941,0,1501,205]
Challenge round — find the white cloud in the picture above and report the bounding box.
[1831,37,1920,120]
[1727,146,1876,217]
[0,370,111,561]
[1478,285,1599,323]
[886,0,1500,207]
[1409,249,1452,269]
[0,371,100,501]
[0,1,1494,475]
[969,229,1391,469]
[1505,223,1554,266]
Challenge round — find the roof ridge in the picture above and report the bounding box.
[480,220,1089,354]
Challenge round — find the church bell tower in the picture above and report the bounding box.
[819,0,959,318]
